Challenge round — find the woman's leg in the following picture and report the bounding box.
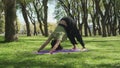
[74,28,85,48]
[67,33,77,49]
[51,40,63,50]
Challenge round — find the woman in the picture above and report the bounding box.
[60,17,86,50]
[38,17,86,54]
[38,20,67,54]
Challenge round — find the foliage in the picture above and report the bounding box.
[115,0,120,10]
[0,0,3,12]
[17,0,34,4]
[48,23,57,33]
[1,0,120,37]
[54,1,66,20]
[54,0,120,37]
[0,36,120,68]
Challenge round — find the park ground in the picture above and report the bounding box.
[0,35,120,68]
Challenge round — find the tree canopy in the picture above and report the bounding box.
[0,0,120,42]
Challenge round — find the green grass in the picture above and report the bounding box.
[0,36,120,68]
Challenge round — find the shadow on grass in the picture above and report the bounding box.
[79,62,120,68]
[95,63,120,68]
[0,51,86,68]
[0,62,74,68]
[85,39,120,44]
[0,60,120,68]
[0,41,6,43]
[0,51,120,68]
[0,53,76,68]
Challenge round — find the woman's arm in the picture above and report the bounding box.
[49,40,61,54]
[38,37,52,52]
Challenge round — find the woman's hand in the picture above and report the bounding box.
[49,50,54,54]
[37,49,41,52]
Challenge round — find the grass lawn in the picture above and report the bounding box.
[0,35,120,68]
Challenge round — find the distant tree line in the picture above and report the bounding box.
[0,0,120,42]
[0,0,49,42]
[55,0,120,37]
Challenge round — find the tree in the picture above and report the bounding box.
[33,0,45,36]
[89,0,101,36]
[115,0,120,35]
[2,0,18,42]
[33,0,49,37]
[54,2,66,20]
[58,0,74,19]
[55,0,120,37]
[81,0,91,36]
[27,3,38,36]
[19,0,31,36]
[57,0,92,36]
[43,0,48,37]
[94,0,108,37]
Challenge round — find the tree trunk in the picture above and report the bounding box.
[101,17,107,37]
[3,0,18,42]
[27,7,37,36]
[90,13,96,36]
[112,0,117,36]
[43,0,48,37]
[107,9,111,36]
[76,0,82,35]
[0,9,4,34]
[20,2,31,36]
[96,16,101,35]
[33,1,45,36]
[33,23,37,36]
[112,15,117,36]
[95,0,102,35]
[95,0,107,37]
[118,20,120,35]
[81,0,89,36]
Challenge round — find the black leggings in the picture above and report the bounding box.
[51,40,63,50]
[58,23,85,48]
[67,27,85,48]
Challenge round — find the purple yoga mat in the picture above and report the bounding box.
[36,49,81,54]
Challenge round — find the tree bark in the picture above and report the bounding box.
[33,1,45,36]
[43,0,48,37]
[20,2,31,36]
[3,0,18,42]
[81,0,89,36]
[119,20,120,34]
[94,0,102,35]
[95,0,107,37]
